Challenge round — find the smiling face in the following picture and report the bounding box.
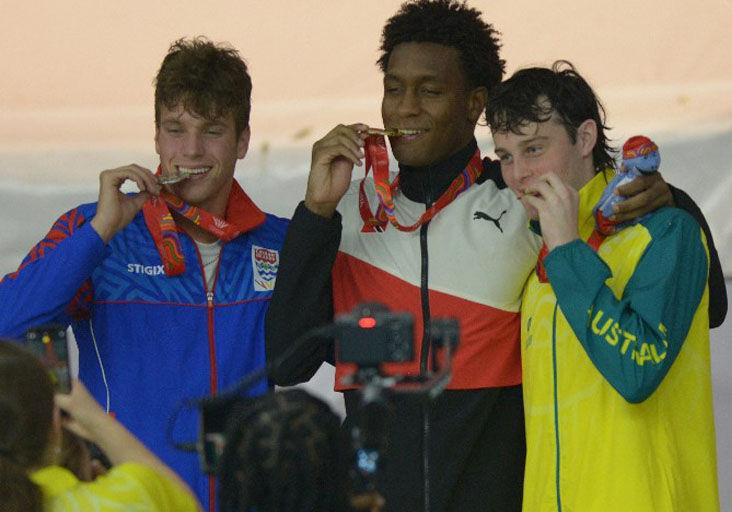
[381,42,486,167]
[155,104,250,215]
[493,114,596,220]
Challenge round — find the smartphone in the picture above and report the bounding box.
[25,325,72,394]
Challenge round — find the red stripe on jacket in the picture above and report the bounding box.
[4,208,92,319]
[332,252,521,390]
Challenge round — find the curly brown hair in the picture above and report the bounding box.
[154,36,252,137]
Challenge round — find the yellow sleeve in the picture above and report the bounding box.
[42,462,200,512]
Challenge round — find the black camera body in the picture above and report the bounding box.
[335,303,414,367]
[199,394,253,474]
[333,303,460,500]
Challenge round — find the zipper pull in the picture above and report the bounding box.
[207,291,214,305]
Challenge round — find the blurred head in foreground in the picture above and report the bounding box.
[0,341,57,512]
[218,389,351,512]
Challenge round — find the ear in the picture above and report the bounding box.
[237,126,251,160]
[576,119,597,158]
[467,86,488,125]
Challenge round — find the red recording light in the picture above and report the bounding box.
[358,316,377,329]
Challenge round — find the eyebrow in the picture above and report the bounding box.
[160,118,227,129]
[494,135,550,155]
[201,120,227,129]
[518,135,549,147]
[383,72,443,83]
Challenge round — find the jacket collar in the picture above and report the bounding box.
[398,138,479,205]
[223,179,266,234]
[577,168,614,238]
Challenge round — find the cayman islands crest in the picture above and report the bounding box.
[251,245,279,292]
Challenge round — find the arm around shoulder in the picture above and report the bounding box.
[669,184,727,327]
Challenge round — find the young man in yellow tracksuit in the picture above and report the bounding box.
[486,62,719,511]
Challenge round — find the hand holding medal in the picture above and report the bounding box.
[304,124,426,219]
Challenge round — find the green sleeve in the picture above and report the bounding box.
[544,209,708,403]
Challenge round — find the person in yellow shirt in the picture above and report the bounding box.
[486,61,719,511]
[0,340,201,511]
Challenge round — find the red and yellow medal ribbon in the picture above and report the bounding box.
[358,136,484,232]
[142,166,243,277]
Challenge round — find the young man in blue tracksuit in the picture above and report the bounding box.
[0,37,288,511]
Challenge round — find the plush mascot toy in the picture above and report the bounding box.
[593,135,661,235]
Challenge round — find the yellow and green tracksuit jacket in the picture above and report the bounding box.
[521,169,719,512]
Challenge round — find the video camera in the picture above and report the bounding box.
[335,303,414,367]
[172,302,459,483]
[334,303,459,497]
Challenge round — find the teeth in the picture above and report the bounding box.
[398,129,423,135]
[176,166,210,175]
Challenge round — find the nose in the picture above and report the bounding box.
[397,89,421,117]
[503,156,535,193]
[182,131,205,158]
[516,158,536,183]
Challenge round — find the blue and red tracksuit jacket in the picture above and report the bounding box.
[0,192,288,510]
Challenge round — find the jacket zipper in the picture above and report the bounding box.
[419,169,435,512]
[193,241,222,512]
[206,290,218,395]
[420,217,432,512]
[419,221,432,374]
[552,302,563,512]
[206,288,217,512]
[192,242,221,396]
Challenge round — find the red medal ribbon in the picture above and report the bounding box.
[535,243,550,283]
[142,166,244,276]
[358,135,484,232]
[535,229,607,283]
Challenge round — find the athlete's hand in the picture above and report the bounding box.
[304,123,369,218]
[613,171,673,222]
[90,165,161,243]
[522,172,580,251]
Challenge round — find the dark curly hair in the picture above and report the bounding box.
[486,60,616,171]
[377,0,505,93]
[217,390,350,512]
[154,36,252,137]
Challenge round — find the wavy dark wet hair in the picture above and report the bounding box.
[486,60,616,171]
